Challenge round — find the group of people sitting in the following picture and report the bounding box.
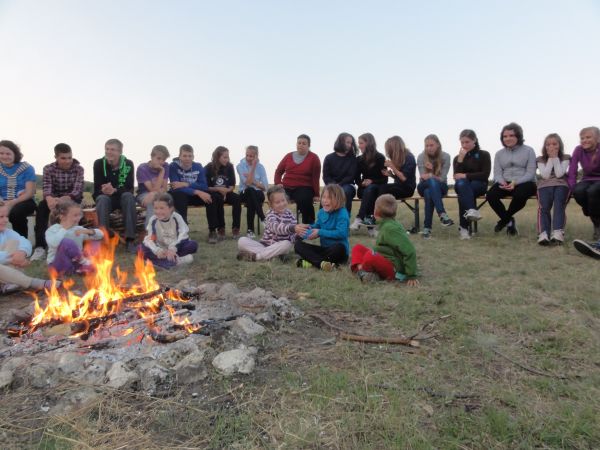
[0,122,598,293]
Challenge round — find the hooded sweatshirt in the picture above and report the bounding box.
[168,158,208,196]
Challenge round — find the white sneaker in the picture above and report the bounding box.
[459,227,471,240]
[246,230,256,239]
[0,283,21,295]
[367,227,378,238]
[30,247,46,261]
[177,254,194,265]
[551,229,564,244]
[350,218,363,231]
[537,231,550,246]
[464,209,482,221]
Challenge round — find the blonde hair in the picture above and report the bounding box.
[385,136,410,169]
[423,134,443,176]
[50,198,81,225]
[321,184,346,211]
[374,194,397,218]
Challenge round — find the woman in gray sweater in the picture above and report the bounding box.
[485,122,537,235]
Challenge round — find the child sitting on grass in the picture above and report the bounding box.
[46,199,104,276]
[140,193,198,269]
[350,194,419,286]
[0,201,56,293]
[294,184,350,271]
[237,186,300,261]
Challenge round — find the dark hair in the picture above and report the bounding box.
[211,146,230,176]
[105,138,123,151]
[0,140,23,163]
[333,132,358,157]
[297,134,311,146]
[54,143,72,156]
[266,185,286,203]
[459,129,481,152]
[358,133,378,167]
[153,192,174,208]
[500,122,524,147]
[541,133,565,163]
[50,198,81,225]
[179,144,194,154]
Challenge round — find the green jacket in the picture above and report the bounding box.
[373,218,418,279]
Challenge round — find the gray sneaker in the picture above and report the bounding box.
[208,231,218,244]
[573,239,600,259]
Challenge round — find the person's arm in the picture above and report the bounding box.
[10,166,36,204]
[516,147,537,185]
[86,228,104,240]
[553,158,569,179]
[0,230,32,262]
[311,154,321,198]
[390,227,418,279]
[93,159,104,199]
[274,155,288,185]
[438,153,451,181]
[372,153,390,184]
[399,154,416,183]
[493,151,505,185]
[567,148,580,188]
[227,164,236,191]
[417,153,426,178]
[256,164,268,191]
[42,164,53,199]
[538,160,552,180]
[142,219,162,255]
[71,165,84,202]
[236,162,248,191]
[322,155,333,185]
[170,214,190,249]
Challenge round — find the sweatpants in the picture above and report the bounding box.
[237,237,293,261]
[350,243,395,280]
[294,240,347,268]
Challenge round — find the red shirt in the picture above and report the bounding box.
[274,151,321,197]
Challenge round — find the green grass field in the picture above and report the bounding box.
[2,199,599,449]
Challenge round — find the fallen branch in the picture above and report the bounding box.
[308,313,420,347]
[492,348,574,380]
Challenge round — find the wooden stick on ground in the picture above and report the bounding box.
[308,313,420,347]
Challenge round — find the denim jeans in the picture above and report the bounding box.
[340,184,356,214]
[417,178,448,228]
[454,178,488,228]
[537,185,570,234]
[356,184,379,220]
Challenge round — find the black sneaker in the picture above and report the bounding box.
[362,216,376,227]
[506,218,518,236]
[439,213,454,227]
[573,239,600,259]
[494,220,507,233]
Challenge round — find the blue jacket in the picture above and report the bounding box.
[236,158,269,192]
[0,229,32,264]
[313,207,350,255]
[169,158,208,196]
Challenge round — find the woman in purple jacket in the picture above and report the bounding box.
[568,126,600,240]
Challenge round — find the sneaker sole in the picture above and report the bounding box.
[573,240,600,259]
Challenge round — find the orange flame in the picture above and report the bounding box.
[28,233,171,333]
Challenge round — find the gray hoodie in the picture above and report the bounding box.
[493,144,536,185]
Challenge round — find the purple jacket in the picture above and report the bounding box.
[567,144,600,188]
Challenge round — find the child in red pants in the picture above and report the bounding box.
[351,194,419,286]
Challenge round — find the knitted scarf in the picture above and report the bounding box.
[103,155,131,188]
[0,162,32,200]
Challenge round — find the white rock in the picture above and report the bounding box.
[52,387,99,414]
[57,353,84,375]
[232,316,266,338]
[212,347,257,376]
[139,363,174,396]
[217,283,239,299]
[174,350,208,384]
[0,370,13,389]
[106,362,139,389]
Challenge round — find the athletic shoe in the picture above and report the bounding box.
[296,259,312,269]
[357,270,381,283]
[537,231,550,246]
[208,231,218,244]
[232,228,240,240]
[350,218,363,231]
[320,261,335,272]
[0,283,21,295]
[506,219,518,236]
[367,228,378,238]
[177,254,194,265]
[362,216,376,227]
[464,208,482,221]
[439,213,454,227]
[550,229,564,245]
[494,220,507,233]
[236,251,256,262]
[422,228,431,239]
[30,247,46,261]
[458,226,471,240]
[246,230,256,239]
[217,228,226,241]
[573,239,600,260]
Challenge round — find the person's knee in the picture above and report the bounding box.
[454,179,467,191]
[95,195,111,208]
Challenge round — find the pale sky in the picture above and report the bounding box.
[1,0,599,182]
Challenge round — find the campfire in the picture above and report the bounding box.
[7,234,208,344]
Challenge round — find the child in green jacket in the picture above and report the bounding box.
[350,194,419,286]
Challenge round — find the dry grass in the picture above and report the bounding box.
[2,200,599,449]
